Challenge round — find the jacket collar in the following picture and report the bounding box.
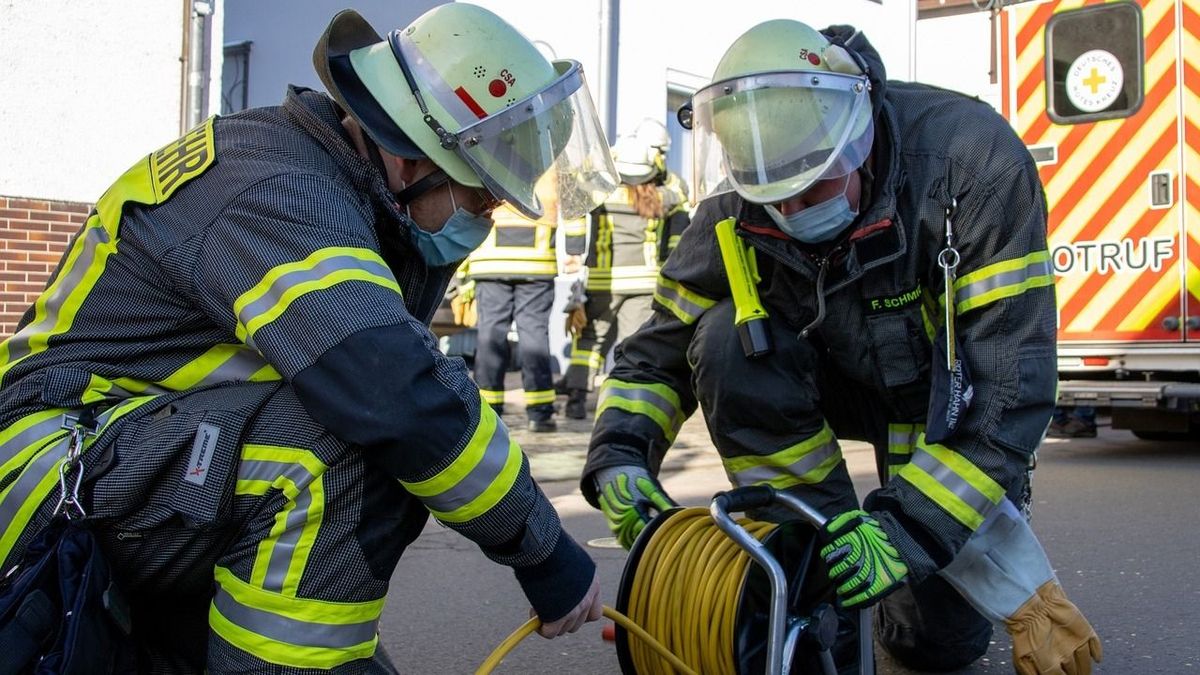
[281,86,415,238]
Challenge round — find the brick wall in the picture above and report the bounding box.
[0,196,92,336]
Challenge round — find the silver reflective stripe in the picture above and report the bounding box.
[0,435,68,529]
[957,258,1052,304]
[238,459,319,593]
[5,225,111,363]
[418,423,512,514]
[0,407,120,530]
[213,586,377,649]
[197,348,272,387]
[730,438,840,487]
[237,256,395,337]
[0,414,68,470]
[598,385,681,424]
[655,282,709,321]
[910,449,996,519]
[888,427,915,448]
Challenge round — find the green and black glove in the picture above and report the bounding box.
[820,509,909,609]
[594,465,677,549]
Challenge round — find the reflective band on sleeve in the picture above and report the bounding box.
[596,379,686,442]
[399,398,522,524]
[897,435,1006,530]
[723,424,842,489]
[210,566,380,669]
[233,247,402,347]
[886,423,923,478]
[570,349,605,370]
[235,445,328,597]
[940,250,1055,315]
[653,275,717,325]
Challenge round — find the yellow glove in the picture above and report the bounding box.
[1005,580,1102,675]
[451,281,477,327]
[565,305,587,338]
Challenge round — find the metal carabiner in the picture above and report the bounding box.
[53,412,97,519]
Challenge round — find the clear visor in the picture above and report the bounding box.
[454,60,618,220]
[690,71,873,205]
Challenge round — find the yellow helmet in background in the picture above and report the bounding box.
[686,19,874,205]
[314,4,618,219]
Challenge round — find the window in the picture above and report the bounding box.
[666,85,694,188]
[222,41,252,115]
[1045,2,1144,124]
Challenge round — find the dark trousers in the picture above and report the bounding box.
[473,279,555,416]
[564,291,654,392]
[688,299,992,672]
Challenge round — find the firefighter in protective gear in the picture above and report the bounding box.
[463,184,564,432]
[0,4,616,671]
[561,123,690,420]
[583,20,1100,674]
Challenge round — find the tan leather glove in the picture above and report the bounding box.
[564,305,587,338]
[1005,580,1102,675]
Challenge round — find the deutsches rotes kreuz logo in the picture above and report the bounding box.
[1066,49,1123,113]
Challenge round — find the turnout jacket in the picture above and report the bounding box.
[582,32,1057,581]
[563,173,690,295]
[0,87,588,612]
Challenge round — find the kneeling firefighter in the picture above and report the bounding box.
[581,19,1101,675]
[0,4,618,671]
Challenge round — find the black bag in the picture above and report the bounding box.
[0,518,136,674]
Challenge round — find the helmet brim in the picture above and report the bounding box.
[313,10,426,159]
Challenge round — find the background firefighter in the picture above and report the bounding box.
[561,120,691,420]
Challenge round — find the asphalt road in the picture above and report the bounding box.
[381,413,1199,674]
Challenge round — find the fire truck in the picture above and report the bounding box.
[996,0,1200,439]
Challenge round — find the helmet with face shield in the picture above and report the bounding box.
[685,20,874,205]
[313,3,618,220]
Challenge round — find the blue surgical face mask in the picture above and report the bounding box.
[765,178,858,244]
[406,187,494,267]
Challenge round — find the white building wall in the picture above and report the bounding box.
[0,0,189,203]
[916,10,1000,109]
[222,0,446,111]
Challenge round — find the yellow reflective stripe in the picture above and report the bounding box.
[939,250,1055,314]
[234,247,401,345]
[654,275,717,325]
[723,424,842,488]
[461,259,559,277]
[886,423,923,478]
[399,400,522,524]
[523,389,555,406]
[157,343,278,390]
[897,435,1005,530]
[0,397,157,562]
[480,389,506,406]
[210,566,379,669]
[570,349,605,370]
[236,445,327,597]
[596,379,685,441]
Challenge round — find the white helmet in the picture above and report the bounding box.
[634,118,671,154]
[314,4,618,219]
[611,134,657,185]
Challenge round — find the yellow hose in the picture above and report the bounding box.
[475,507,776,675]
[475,606,697,675]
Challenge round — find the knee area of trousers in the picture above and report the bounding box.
[874,591,992,671]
